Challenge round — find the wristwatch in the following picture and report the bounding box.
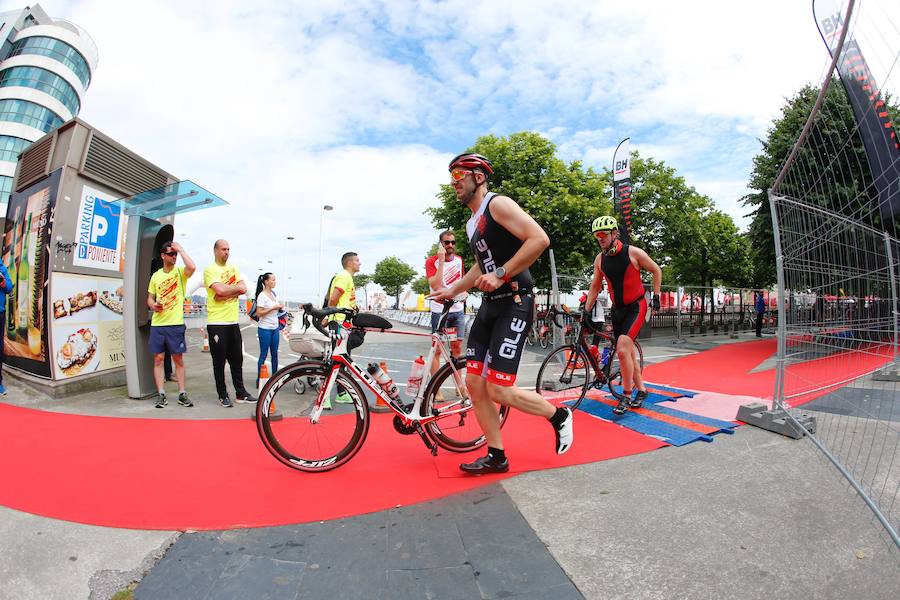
[494,266,510,282]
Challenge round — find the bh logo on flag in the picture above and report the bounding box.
[73,185,124,271]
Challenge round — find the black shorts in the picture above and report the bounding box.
[610,298,647,340]
[465,295,533,386]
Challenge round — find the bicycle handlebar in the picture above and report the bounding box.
[301,303,355,336]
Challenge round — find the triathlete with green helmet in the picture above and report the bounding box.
[584,215,662,415]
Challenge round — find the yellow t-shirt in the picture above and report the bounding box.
[148,266,187,326]
[328,270,356,322]
[204,262,242,324]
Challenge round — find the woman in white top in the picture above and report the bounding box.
[255,272,283,387]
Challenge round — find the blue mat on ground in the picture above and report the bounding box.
[605,384,695,405]
[577,397,737,447]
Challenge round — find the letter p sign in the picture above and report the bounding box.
[91,216,108,243]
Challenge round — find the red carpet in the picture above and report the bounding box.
[643,338,892,406]
[433,409,663,477]
[0,402,663,531]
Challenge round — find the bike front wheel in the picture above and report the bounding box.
[421,357,510,452]
[535,345,590,410]
[257,360,370,472]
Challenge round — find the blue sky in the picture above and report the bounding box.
[43,0,850,303]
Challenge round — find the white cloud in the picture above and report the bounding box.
[39,0,893,302]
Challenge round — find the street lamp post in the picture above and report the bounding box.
[283,236,294,305]
[317,205,334,302]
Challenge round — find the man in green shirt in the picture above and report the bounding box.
[147,241,196,408]
[204,239,254,407]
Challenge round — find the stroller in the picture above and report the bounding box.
[287,311,330,395]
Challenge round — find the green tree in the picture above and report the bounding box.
[743,83,900,287]
[353,273,371,309]
[428,133,753,297]
[373,257,417,308]
[427,132,611,293]
[411,275,430,295]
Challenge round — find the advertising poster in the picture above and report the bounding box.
[2,173,57,378]
[50,272,125,380]
[73,184,127,272]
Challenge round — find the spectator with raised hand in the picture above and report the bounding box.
[147,241,196,408]
[426,230,467,377]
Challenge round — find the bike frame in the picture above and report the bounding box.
[308,314,469,425]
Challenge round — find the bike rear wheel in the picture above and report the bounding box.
[605,339,645,401]
[535,344,590,410]
[257,360,369,472]
[422,358,510,452]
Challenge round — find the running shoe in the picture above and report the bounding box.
[177,392,193,407]
[320,396,332,410]
[155,393,167,408]
[555,407,574,454]
[630,389,649,409]
[334,391,354,404]
[613,397,629,415]
[219,395,233,408]
[459,454,510,474]
[235,393,257,404]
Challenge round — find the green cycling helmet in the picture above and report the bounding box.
[591,215,618,232]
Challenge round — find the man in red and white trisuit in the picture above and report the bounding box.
[425,230,467,374]
[584,215,662,415]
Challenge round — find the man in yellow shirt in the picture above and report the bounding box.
[147,241,196,408]
[326,252,367,407]
[204,239,253,408]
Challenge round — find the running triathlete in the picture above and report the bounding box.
[430,153,574,474]
[584,215,662,415]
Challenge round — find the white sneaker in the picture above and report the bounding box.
[555,407,574,455]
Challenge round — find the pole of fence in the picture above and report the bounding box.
[549,249,562,347]
[675,286,684,343]
[885,232,899,367]
[770,191,788,411]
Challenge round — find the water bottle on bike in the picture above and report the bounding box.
[367,363,401,404]
[407,355,425,397]
[600,346,611,366]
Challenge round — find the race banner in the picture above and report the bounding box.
[612,138,633,244]
[814,1,900,221]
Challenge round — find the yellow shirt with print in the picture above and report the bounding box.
[148,266,186,326]
[328,269,356,323]
[204,262,242,324]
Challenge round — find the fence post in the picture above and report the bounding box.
[674,286,685,343]
[549,249,562,347]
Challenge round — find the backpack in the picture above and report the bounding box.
[322,276,337,308]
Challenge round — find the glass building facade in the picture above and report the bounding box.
[0,6,97,208]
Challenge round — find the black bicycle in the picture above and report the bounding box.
[535,305,644,411]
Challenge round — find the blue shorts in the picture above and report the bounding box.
[149,325,187,355]
[431,310,467,340]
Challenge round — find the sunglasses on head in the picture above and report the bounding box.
[450,169,472,181]
[441,240,456,246]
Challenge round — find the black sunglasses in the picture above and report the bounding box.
[441,240,456,246]
[162,250,177,256]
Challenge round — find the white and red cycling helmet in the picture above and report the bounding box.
[448,153,494,178]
